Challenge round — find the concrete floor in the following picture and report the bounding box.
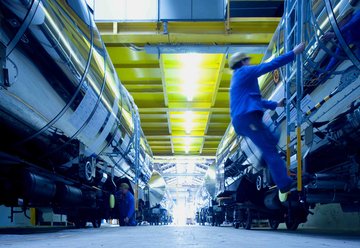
[1,225,360,248]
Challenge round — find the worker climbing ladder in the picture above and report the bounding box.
[284,0,304,192]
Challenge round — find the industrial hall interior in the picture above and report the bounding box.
[1,0,360,247]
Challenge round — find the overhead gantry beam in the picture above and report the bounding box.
[97,18,281,45]
[158,55,174,154]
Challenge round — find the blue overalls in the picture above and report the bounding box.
[118,191,136,226]
[230,51,295,190]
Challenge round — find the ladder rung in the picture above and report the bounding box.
[285,97,296,109]
[285,69,297,81]
[287,23,297,38]
[288,1,298,17]
[289,93,297,102]
[307,36,317,46]
[289,139,297,146]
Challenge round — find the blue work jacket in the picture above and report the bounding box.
[230,51,295,120]
[119,191,135,220]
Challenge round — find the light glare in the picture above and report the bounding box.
[184,111,194,134]
[179,53,203,102]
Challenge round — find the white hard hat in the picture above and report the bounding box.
[229,52,250,69]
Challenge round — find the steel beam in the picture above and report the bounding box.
[139,107,229,113]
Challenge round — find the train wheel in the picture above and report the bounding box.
[256,175,262,191]
[285,218,299,231]
[268,219,279,230]
[79,161,94,183]
[92,219,102,228]
[234,222,240,229]
[74,219,87,228]
[243,208,252,230]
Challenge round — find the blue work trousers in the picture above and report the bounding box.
[232,111,293,190]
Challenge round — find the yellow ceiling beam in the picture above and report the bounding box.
[121,80,163,85]
[200,55,226,154]
[166,18,280,33]
[106,47,159,63]
[141,123,169,128]
[102,33,274,45]
[139,107,229,113]
[169,33,273,44]
[159,55,168,106]
[114,63,159,69]
[200,111,213,154]
[97,18,280,34]
[173,140,203,146]
[159,54,174,154]
[167,112,174,154]
[170,111,209,116]
[146,135,223,139]
[165,84,220,92]
[140,115,167,121]
[115,68,161,81]
[148,140,171,144]
[170,118,208,123]
[172,130,208,137]
[125,86,163,92]
[167,101,212,109]
[99,18,280,45]
[106,47,264,66]
[211,55,227,107]
[167,94,214,102]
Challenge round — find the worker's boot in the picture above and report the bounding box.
[278,174,313,202]
[278,181,297,202]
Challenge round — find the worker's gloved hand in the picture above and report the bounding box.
[277,98,286,107]
[124,217,129,223]
[293,42,305,55]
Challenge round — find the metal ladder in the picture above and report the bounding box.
[284,0,304,191]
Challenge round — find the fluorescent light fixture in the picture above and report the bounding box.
[178,53,203,102]
[184,137,191,154]
[179,53,203,67]
[184,137,191,145]
[181,71,198,101]
[184,111,194,134]
[182,81,197,101]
